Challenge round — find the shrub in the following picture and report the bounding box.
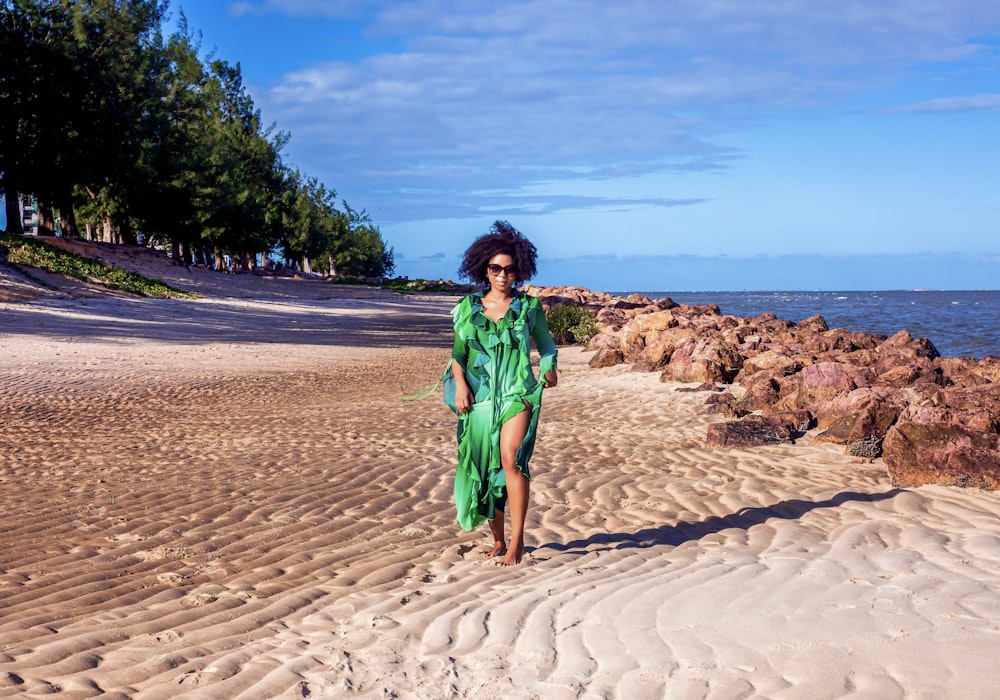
[0,231,193,298]
[546,304,599,345]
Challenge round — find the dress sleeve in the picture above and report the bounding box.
[450,296,471,372]
[451,333,468,372]
[529,296,558,378]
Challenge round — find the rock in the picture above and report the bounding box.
[801,328,866,354]
[641,328,695,368]
[798,314,829,333]
[737,349,804,379]
[666,334,745,384]
[801,361,870,392]
[874,330,940,377]
[970,356,1000,384]
[706,415,798,449]
[883,422,1000,489]
[632,310,680,334]
[934,356,980,385]
[844,401,903,458]
[811,411,860,445]
[586,334,624,368]
[875,364,925,387]
[897,403,950,424]
[763,409,815,433]
[734,373,781,413]
[704,392,747,418]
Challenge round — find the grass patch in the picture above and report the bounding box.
[1,232,195,298]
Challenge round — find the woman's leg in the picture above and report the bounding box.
[498,405,531,566]
[488,510,506,557]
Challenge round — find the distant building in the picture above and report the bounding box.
[20,194,38,235]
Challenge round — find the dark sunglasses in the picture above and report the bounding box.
[487,263,517,276]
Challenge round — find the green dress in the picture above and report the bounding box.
[450,290,558,531]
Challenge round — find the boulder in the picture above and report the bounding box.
[737,350,804,379]
[798,314,829,333]
[641,328,695,368]
[676,381,721,393]
[664,334,745,384]
[587,337,624,369]
[734,373,781,413]
[801,361,871,392]
[844,400,903,458]
[811,386,890,430]
[632,310,680,334]
[883,422,1000,489]
[874,330,940,377]
[704,392,745,418]
[706,414,798,449]
[970,356,1000,384]
[762,408,815,433]
[811,411,860,445]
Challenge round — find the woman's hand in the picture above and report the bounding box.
[455,385,474,414]
[543,369,558,388]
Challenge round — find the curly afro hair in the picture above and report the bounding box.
[458,221,538,286]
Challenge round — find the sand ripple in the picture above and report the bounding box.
[3,295,1000,698]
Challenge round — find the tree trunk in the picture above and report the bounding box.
[4,192,23,234]
[213,246,225,272]
[171,239,182,263]
[119,219,134,245]
[57,197,80,239]
[301,256,312,274]
[37,199,55,236]
[328,252,339,279]
[102,219,114,243]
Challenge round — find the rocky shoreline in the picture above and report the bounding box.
[526,284,1000,491]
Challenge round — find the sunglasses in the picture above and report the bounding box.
[487,264,517,276]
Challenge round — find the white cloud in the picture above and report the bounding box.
[227,0,368,18]
[882,93,1000,113]
[246,0,1000,224]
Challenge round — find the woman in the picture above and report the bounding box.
[449,221,558,566]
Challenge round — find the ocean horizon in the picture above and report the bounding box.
[614,289,1000,360]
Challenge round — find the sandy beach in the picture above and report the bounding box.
[3,253,1000,698]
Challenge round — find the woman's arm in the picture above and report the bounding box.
[451,335,475,414]
[530,298,559,387]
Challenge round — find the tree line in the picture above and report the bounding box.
[0,0,394,277]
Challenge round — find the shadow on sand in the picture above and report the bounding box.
[0,291,458,349]
[535,488,905,556]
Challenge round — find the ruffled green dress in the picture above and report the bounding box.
[450,291,558,531]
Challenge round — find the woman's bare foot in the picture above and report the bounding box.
[490,540,507,558]
[498,539,524,566]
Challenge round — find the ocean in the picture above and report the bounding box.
[622,290,1000,360]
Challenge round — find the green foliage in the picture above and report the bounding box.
[1,1,393,274]
[0,232,194,298]
[546,304,599,346]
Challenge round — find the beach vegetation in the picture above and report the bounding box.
[0,231,194,298]
[546,304,599,345]
[0,1,394,280]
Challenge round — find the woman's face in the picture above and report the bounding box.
[485,253,517,294]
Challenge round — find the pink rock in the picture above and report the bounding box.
[884,422,1000,489]
[801,361,870,392]
[706,415,798,448]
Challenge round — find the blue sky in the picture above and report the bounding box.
[166,0,1000,291]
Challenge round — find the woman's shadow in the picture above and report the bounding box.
[535,488,905,556]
